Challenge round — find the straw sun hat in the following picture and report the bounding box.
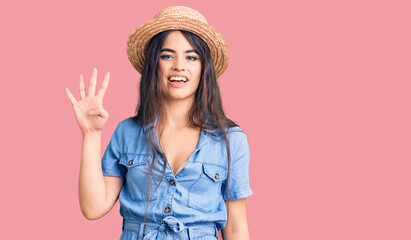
[126,6,229,79]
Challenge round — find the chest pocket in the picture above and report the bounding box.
[119,153,157,201]
[187,163,227,212]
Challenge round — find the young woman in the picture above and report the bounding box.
[65,6,252,240]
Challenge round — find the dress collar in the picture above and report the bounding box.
[141,113,213,151]
[142,113,159,133]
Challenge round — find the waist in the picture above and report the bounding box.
[123,217,217,240]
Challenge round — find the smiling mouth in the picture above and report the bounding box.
[168,76,188,82]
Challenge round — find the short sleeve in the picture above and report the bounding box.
[221,133,253,200]
[101,122,126,179]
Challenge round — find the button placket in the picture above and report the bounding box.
[163,176,176,216]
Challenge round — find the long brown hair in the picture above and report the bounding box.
[132,29,240,229]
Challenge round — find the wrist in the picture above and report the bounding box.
[82,131,102,138]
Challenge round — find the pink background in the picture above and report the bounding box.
[1,0,410,239]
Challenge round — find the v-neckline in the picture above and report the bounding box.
[142,113,210,177]
[153,126,206,177]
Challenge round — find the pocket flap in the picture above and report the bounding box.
[202,163,227,182]
[119,153,151,167]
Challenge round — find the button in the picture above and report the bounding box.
[215,173,219,179]
[164,206,171,213]
[169,179,175,185]
[128,160,133,165]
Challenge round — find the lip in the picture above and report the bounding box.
[167,74,189,88]
[168,74,189,81]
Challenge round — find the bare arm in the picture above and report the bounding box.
[79,132,123,220]
[222,198,250,240]
[65,68,123,220]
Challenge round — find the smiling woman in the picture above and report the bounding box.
[158,31,202,101]
[65,5,252,240]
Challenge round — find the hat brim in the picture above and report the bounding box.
[126,16,229,79]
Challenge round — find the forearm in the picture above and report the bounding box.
[222,227,250,240]
[78,131,107,220]
[222,198,250,239]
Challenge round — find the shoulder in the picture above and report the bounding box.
[227,126,250,159]
[111,117,144,141]
[206,125,247,144]
[206,125,248,157]
[111,117,150,153]
[115,117,142,131]
[227,125,247,144]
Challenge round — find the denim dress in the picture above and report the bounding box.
[101,116,253,240]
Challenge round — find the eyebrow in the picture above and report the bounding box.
[160,48,199,55]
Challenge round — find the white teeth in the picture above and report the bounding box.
[169,76,187,82]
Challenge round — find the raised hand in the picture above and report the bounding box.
[65,68,110,135]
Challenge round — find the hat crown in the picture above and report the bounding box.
[127,5,229,78]
[153,6,208,24]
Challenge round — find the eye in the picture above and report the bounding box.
[160,55,172,60]
[187,56,199,61]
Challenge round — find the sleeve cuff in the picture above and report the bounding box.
[224,187,253,201]
[102,168,125,179]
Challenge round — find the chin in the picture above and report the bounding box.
[166,93,194,101]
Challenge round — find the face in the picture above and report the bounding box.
[157,30,202,102]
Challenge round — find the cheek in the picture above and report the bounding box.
[157,65,165,76]
[157,66,168,82]
[192,76,201,89]
[193,64,202,78]
[193,69,201,86]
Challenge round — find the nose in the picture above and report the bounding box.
[172,57,186,71]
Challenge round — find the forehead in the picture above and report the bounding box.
[162,31,195,50]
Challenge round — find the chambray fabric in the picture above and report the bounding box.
[101,116,253,240]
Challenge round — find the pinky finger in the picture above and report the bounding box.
[65,88,78,105]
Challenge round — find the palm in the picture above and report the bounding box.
[65,68,111,135]
[73,95,106,133]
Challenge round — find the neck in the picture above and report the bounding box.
[160,97,194,129]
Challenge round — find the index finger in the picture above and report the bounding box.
[97,71,110,99]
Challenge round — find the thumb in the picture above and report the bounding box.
[88,107,109,119]
[99,107,109,119]
[88,108,100,116]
